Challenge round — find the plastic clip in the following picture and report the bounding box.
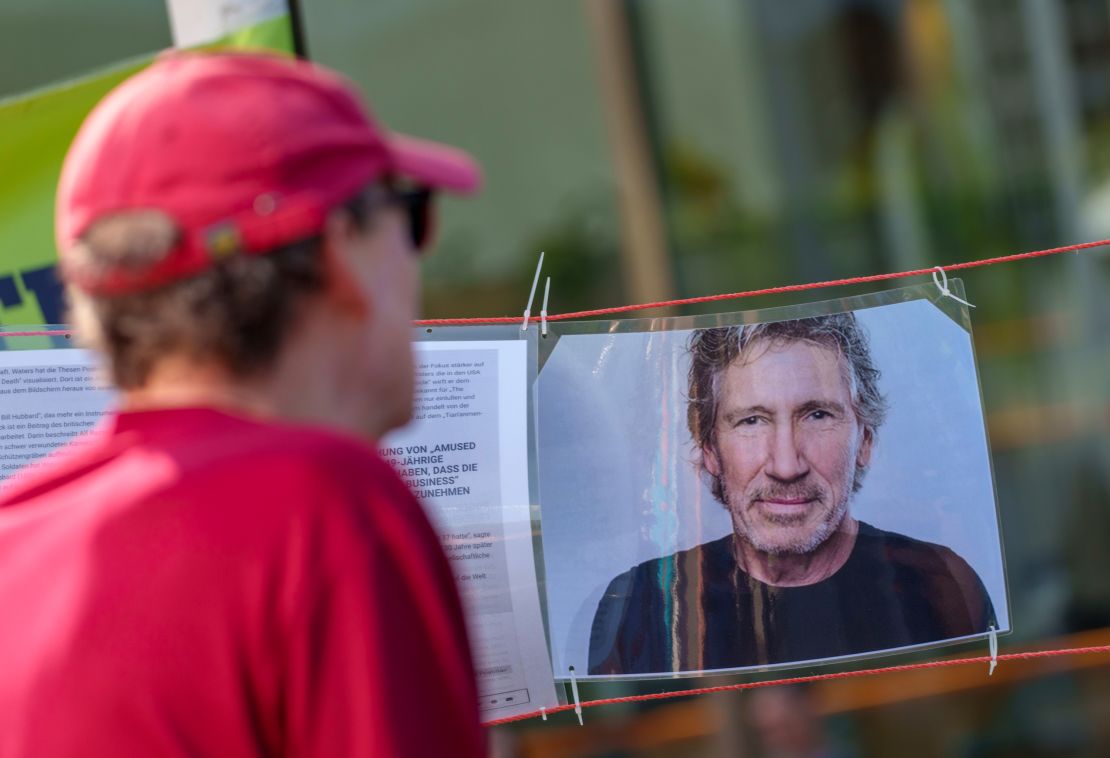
[932,266,975,308]
[568,666,583,726]
[988,624,998,676]
[540,277,551,337]
[540,706,547,721]
[522,251,545,331]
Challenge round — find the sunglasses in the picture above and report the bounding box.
[385,185,435,252]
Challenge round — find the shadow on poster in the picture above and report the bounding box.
[537,283,1009,681]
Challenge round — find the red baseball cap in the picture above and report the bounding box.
[56,52,482,295]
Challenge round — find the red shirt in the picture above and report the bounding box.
[0,408,485,757]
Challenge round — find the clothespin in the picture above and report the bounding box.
[522,251,545,331]
[988,624,998,676]
[568,666,584,726]
[540,277,551,337]
[932,266,976,308]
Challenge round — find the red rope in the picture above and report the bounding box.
[2,238,1105,338]
[0,330,72,337]
[472,238,1108,724]
[418,237,1109,327]
[483,643,1110,727]
[6,242,1110,725]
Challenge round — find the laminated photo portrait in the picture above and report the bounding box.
[537,286,1010,680]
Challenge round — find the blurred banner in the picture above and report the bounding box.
[0,1,297,327]
[0,60,145,327]
[165,0,298,53]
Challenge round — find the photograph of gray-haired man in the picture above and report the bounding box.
[589,313,995,676]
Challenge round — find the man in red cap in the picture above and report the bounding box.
[0,52,486,756]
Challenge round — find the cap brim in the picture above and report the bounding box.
[388,133,482,194]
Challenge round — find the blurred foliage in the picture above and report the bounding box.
[424,192,625,319]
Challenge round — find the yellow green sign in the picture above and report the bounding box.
[0,10,295,326]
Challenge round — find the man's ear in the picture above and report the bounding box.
[856,426,874,469]
[702,443,722,477]
[318,209,372,318]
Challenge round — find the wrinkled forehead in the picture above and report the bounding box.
[722,336,856,404]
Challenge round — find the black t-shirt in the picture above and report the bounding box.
[588,521,996,676]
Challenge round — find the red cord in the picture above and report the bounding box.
[1,330,72,337]
[484,643,1110,726]
[418,237,1109,327]
[476,238,1110,724]
[6,243,1109,725]
[2,238,1104,338]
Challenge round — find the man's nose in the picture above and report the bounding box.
[765,423,809,482]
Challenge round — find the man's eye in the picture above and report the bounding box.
[737,416,761,426]
[809,409,832,420]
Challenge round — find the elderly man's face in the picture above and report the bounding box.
[704,339,872,555]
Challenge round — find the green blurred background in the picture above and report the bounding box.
[3,1,1110,755]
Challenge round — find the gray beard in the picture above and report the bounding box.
[724,483,851,556]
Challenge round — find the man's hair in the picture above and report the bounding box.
[686,313,888,502]
[66,191,374,390]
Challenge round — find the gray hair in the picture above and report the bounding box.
[686,313,888,502]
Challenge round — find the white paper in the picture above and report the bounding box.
[382,339,559,721]
[0,341,559,718]
[0,349,114,484]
